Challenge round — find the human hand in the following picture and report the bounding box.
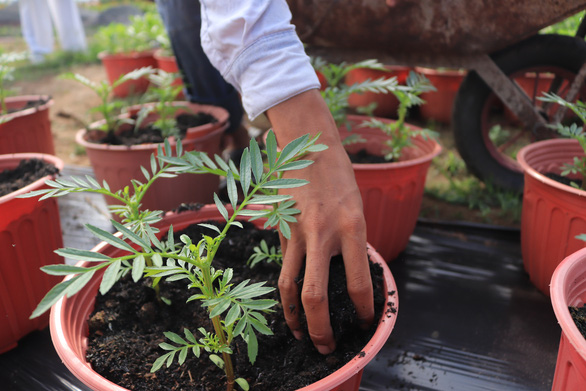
[266,89,374,355]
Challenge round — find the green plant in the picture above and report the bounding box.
[358,71,437,161]
[314,58,400,128]
[539,92,586,190]
[541,11,584,36]
[0,52,27,114]
[94,11,166,54]
[247,239,283,268]
[24,130,327,391]
[61,67,155,134]
[135,69,185,138]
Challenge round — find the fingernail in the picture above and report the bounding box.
[293,330,303,340]
[316,344,334,355]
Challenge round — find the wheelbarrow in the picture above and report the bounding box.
[287,0,586,192]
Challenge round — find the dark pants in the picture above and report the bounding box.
[155,0,244,133]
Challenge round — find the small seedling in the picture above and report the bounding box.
[247,239,283,268]
[60,67,155,135]
[357,71,437,161]
[539,92,586,190]
[25,130,327,391]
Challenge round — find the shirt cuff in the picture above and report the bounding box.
[226,30,320,120]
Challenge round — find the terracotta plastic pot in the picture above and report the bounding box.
[415,67,466,124]
[341,115,442,261]
[0,153,64,354]
[153,49,185,99]
[49,205,399,391]
[98,51,158,98]
[517,139,586,296]
[76,114,226,216]
[550,247,586,390]
[0,95,55,155]
[315,70,327,91]
[346,66,411,118]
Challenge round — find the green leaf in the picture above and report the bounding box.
[86,224,135,253]
[132,254,146,282]
[198,223,222,234]
[235,378,250,391]
[240,148,251,196]
[276,160,314,172]
[54,248,111,262]
[263,178,308,189]
[249,195,292,205]
[178,347,188,365]
[209,354,224,369]
[214,193,229,221]
[246,325,259,364]
[265,130,278,170]
[249,138,263,184]
[237,209,268,217]
[209,298,232,318]
[151,353,171,372]
[227,171,238,208]
[30,278,76,318]
[165,331,188,345]
[225,304,241,326]
[111,220,151,250]
[276,134,309,166]
[41,264,91,276]
[100,261,122,295]
[279,219,291,240]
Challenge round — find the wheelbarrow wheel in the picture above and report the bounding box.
[453,34,586,193]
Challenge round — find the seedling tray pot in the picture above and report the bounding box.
[0,153,64,354]
[517,138,586,295]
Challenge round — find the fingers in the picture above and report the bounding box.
[278,237,304,340]
[302,246,335,355]
[340,216,374,329]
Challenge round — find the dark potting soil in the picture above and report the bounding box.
[0,159,59,197]
[570,305,586,340]
[86,221,386,391]
[95,112,217,146]
[545,172,584,189]
[347,149,389,164]
[6,97,50,114]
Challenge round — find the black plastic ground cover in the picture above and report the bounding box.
[0,177,561,390]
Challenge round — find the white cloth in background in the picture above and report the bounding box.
[200,0,319,120]
[18,0,87,62]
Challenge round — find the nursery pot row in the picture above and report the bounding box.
[49,205,399,391]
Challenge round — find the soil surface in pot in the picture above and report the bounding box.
[94,112,217,146]
[570,305,586,339]
[0,158,59,197]
[5,97,50,114]
[347,149,389,164]
[545,173,584,190]
[86,220,387,391]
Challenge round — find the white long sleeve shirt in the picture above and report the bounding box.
[200,0,320,120]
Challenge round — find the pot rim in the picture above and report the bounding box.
[49,204,398,391]
[343,115,442,170]
[413,66,467,76]
[550,247,586,360]
[75,116,227,152]
[97,50,157,60]
[0,153,64,205]
[0,95,54,120]
[517,138,586,198]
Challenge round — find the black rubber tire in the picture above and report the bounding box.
[453,34,586,193]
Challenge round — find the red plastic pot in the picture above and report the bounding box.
[98,51,158,98]
[517,139,586,296]
[346,66,411,118]
[415,67,466,124]
[0,153,64,354]
[341,115,442,262]
[550,247,586,390]
[76,115,226,215]
[0,95,55,155]
[49,205,399,391]
[153,49,185,99]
